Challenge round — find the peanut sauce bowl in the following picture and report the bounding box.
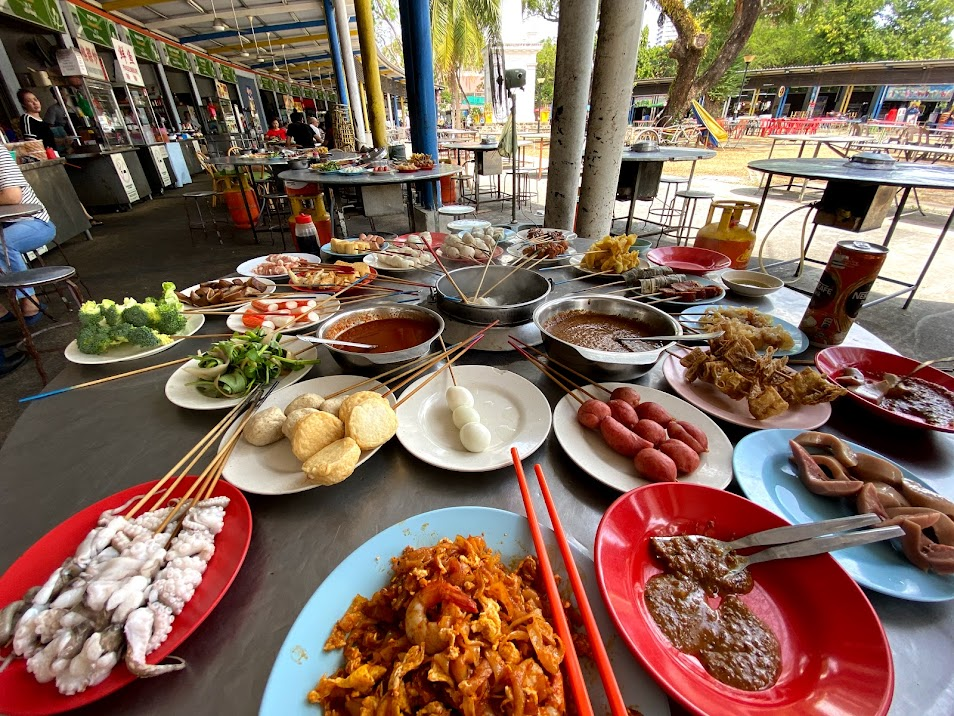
[317,304,444,374]
[533,295,682,380]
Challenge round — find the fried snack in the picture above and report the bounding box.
[243,406,286,446]
[302,437,361,485]
[338,390,385,424]
[697,306,795,352]
[309,535,566,713]
[346,397,398,450]
[291,411,345,461]
[581,234,643,273]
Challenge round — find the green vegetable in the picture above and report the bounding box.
[121,302,160,328]
[76,324,116,354]
[74,282,188,355]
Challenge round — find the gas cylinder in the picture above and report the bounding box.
[223,187,260,228]
[693,200,759,269]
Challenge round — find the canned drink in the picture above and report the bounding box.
[799,240,888,347]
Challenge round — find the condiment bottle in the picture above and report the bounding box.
[294,213,320,254]
[314,194,333,247]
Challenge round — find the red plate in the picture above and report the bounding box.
[0,479,251,716]
[288,264,378,296]
[815,346,954,433]
[647,246,731,275]
[595,483,893,716]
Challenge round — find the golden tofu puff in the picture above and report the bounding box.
[346,397,398,450]
[243,406,286,446]
[338,391,385,424]
[283,407,319,439]
[291,411,345,461]
[302,437,361,485]
[286,393,325,414]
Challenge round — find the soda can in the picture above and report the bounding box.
[798,240,888,347]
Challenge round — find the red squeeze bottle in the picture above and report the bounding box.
[314,195,332,247]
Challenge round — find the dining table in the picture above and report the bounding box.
[2,259,953,715]
[443,141,532,210]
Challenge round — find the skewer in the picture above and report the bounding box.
[551,270,612,286]
[419,238,471,304]
[474,254,547,302]
[508,336,611,395]
[372,275,435,288]
[392,330,490,409]
[469,246,496,302]
[321,350,445,400]
[508,341,593,403]
[438,336,457,386]
[382,337,477,399]
[569,278,627,294]
[510,450,594,716]
[19,356,191,403]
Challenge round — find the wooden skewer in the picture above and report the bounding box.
[552,270,612,286]
[19,357,190,403]
[475,254,547,302]
[420,238,470,304]
[470,246,496,302]
[382,339,475,399]
[393,332,488,409]
[438,336,457,386]
[508,341,593,403]
[508,336,611,395]
[320,351,443,400]
[374,275,435,288]
[570,278,627,294]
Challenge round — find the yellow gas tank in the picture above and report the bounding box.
[693,200,759,269]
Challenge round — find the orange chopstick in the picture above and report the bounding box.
[533,464,629,716]
[511,448,594,716]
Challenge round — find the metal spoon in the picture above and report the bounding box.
[616,331,723,344]
[296,336,377,349]
[854,354,954,403]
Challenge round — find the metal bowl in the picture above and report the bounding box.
[533,295,682,380]
[630,140,659,153]
[317,304,444,374]
[287,158,310,170]
[436,265,552,326]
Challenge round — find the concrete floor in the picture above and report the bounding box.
[1,165,952,445]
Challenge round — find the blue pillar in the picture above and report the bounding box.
[774,87,789,118]
[399,0,438,208]
[870,86,888,120]
[323,0,349,107]
[391,94,401,126]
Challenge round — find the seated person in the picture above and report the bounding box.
[265,118,287,141]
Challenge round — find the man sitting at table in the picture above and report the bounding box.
[285,112,316,149]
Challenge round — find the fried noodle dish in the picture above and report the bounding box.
[309,535,567,715]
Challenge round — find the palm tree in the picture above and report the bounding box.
[430,0,501,128]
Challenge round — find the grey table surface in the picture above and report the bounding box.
[212,151,359,167]
[0,203,43,221]
[621,147,716,163]
[278,163,462,187]
[443,141,530,151]
[1,269,953,715]
[749,158,954,189]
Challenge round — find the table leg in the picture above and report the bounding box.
[753,173,774,232]
[903,205,953,308]
[237,166,260,243]
[406,183,415,232]
[329,187,348,237]
[759,139,778,188]
[882,186,911,247]
[686,160,698,190]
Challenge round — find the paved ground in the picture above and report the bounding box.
[1,142,951,445]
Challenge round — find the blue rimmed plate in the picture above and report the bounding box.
[680,304,808,356]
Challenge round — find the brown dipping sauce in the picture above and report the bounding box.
[334,317,435,353]
[645,536,781,692]
[544,310,661,352]
[881,377,954,428]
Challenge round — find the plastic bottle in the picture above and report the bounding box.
[314,194,333,247]
[294,213,319,254]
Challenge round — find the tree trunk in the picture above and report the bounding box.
[449,74,461,129]
[456,70,473,127]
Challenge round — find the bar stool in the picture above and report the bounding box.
[261,192,291,249]
[437,204,475,233]
[667,190,715,246]
[647,175,688,228]
[507,167,536,209]
[183,191,222,244]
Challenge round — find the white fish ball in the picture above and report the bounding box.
[459,245,476,259]
[459,422,492,453]
[445,386,474,411]
[443,245,461,259]
[452,405,481,428]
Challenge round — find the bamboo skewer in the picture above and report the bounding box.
[508,342,593,403]
[508,336,611,395]
[551,270,612,286]
[320,350,444,400]
[470,247,496,302]
[474,254,547,302]
[19,357,191,403]
[382,339,474,399]
[570,278,627,294]
[420,238,470,304]
[438,336,457,386]
[392,333,488,409]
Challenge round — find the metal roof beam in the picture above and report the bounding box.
[144,1,321,29]
[179,18,355,43]
[251,52,333,69]
[213,28,358,54]
[102,0,176,11]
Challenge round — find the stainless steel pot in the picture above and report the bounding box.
[533,295,682,380]
[317,304,444,373]
[436,265,552,326]
[287,158,310,170]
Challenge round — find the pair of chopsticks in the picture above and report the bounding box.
[511,448,627,716]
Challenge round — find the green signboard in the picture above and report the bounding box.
[219,64,237,84]
[163,44,191,71]
[0,0,65,32]
[258,76,277,92]
[71,5,117,48]
[301,87,314,100]
[194,55,216,78]
[277,80,290,95]
[127,28,160,63]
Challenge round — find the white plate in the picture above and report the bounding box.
[661,353,832,430]
[446,218,491,232]
[515,227,578,242]
[177,277,276,312]
[506,238,579,265]
[552,382,733,492]
[395,365,552,472]
[568,253,649,278]
[320,240,389,262]
[363,252,437,273]
[164,336,318,410]
[236,253,321,282]
[225,296,339,335]
[220,376,394,495]
[64,313,206,365]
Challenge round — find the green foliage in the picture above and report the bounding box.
[636,27,677,80]
[535,38,556,107]
[521,0,558,23]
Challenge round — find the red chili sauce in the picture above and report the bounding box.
[335,317,436,353]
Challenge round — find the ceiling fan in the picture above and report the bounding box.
[209,0,228,31]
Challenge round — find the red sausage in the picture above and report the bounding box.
[633,419,667,446]
[673,420,708,452]
[610,386,641,409]
[600,417,651,457]
[659,439,702,475]
[608,399,640,431]
[635,402,674,425]
[667,421,705,454]
[577,399,611,430]
[634,448,678,483]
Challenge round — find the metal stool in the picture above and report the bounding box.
[0,265,84,384]
[667,190,715,246]
[183,191,221,244]
[647,175,688,228]
[437,204,476,232]
[262,192,291,249]
[508,167,536,209]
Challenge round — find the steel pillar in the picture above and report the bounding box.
[322,0,350,107]
[398,0,439,208]
[543,0,598,231]
[333,0,367,145]
[392,95,402,126]
[576,0,643,239]
[353,0,388,146]
[154,64,182,130]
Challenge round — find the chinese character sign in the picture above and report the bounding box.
[112,38,144,86]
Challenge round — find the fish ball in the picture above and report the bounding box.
[459,245,476,259]
[283,408,319,439]
[443,245,461,259]
[446,386,474,411]
[453,405,481,428]
[243,406,286,446]
[319,395,346,417]
[460,422,492,453]
[286,393,325,414]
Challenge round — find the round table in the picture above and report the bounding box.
[278,164,463,236]
[444,142,532,209]
[1,269,952,715]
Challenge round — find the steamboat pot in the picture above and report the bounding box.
[435,265,552,326]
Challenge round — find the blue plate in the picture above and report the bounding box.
[733,428,954,602]
[680,304,808,356]
[259,506,670,716]
[320,238,389,261]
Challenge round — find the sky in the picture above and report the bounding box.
[500,0,659,44]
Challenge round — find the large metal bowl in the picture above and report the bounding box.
[533,295,682,380]
[317,304,444,373]
[436,265,551,326]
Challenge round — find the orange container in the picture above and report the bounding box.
[224,188,260,228]
[440,174,457,203]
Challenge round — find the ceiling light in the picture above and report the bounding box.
[212,18,228,30]
[241,49,250,57]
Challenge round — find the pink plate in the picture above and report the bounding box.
[595,483,893,716]
[647,246,731,275]
[815,346,954,433]
[661,353,831,430]
[0,479,251,715]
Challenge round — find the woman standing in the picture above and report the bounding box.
[17,89,56,150]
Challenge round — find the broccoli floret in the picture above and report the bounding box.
[107,323,134,344]
[159,282,180,307]
[155,303,187,335]
[122,302,161,328]
[125,325,163,348]
[76,324,114,354]
[79,301,103,328]
[99,299,123,327]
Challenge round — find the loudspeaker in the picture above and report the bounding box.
[504,69,526,90]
